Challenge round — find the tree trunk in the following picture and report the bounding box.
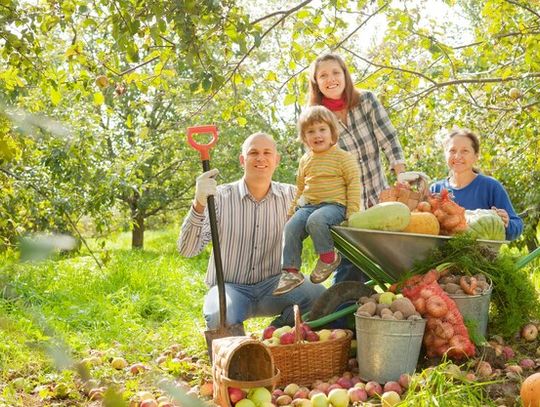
[132,209,145,249]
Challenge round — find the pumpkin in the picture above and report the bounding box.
[348,202,411,232]
[520,372,540,407]
[465,209,506,241]
[402,212,440,235]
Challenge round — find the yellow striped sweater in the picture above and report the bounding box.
[289,145,362,218]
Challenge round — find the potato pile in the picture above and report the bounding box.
[401,270,475,359]
[439,273,491,296]
[356,292,423,321]
[418,189,468,236]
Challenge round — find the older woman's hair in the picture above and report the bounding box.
[308,53,359,109]
[444,128,481,155]
[297,106,340,145]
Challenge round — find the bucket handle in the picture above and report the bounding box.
[220,368,281,388]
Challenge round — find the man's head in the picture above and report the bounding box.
[239,132,280,183]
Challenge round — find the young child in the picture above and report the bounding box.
[273,106,361,295]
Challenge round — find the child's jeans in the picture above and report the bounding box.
[282,203,346,270]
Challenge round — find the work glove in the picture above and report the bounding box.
[397,171,430,185]
[195,168,219,207]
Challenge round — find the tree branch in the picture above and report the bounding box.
[504,0,540,20]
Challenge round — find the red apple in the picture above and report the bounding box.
[336,377,353,389]
[140,400,158,407]
[262,326,277,340]
[305,331,320,342]
[383,381,402,395]
[293,387,310,399]
[365,381,382,397]
[280,332,295,345]
[228,387,246,404]
[348,387,368,402]
[326,383,343,394]
[398,373,411,389]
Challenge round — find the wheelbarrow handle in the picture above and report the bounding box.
[187,125,219,161]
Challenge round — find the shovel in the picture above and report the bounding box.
[187,125,245,363]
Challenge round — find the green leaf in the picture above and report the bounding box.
[50,88,61,106]
[284,93,296,106]
[93,92,104,105]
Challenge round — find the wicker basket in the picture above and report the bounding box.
[269,305,352,386]
[379,173,429,211]
[212,336,280,406]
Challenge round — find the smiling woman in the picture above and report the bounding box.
[429,128,524,241]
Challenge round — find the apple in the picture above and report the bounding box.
[284,383,300,397]
[276,394,292,406]
[308,389,323,399]
[272,326,291,338]
[315,382,330,394]
[331,329,347,340]
[137,391,155,401]
[336,377,352,389]
[140,400,158,407]
[310,392,329,407]
[305,331,320,342]
[348,387,368,402]
[318,329,332,341]
[327,388,349,407]
[326,383,342,393]
[365,381,382,397]
[263,326,277,339]
[229,387,247,404]
[236,399,256,407]
[129,363,147,375]
[379,292,396,305]
[110,357,128,369]
[509,87,522,100]
[290,399,312,407]
[199,381,213,397]
[353,382,366,389]
[383,381,402,395]
[88,388,104,400]
[381,390,401,407]
[398,373,411,389]
[280,331,296,345]
[95,75,109,89]
[293,387,310,400]
[272,389,284,398]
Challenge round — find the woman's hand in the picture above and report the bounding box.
[491,206,509,227]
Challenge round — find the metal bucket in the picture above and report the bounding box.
[355,314,426,383]
[449,285,492,339]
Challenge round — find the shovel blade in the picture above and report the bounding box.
[204,323,246,363]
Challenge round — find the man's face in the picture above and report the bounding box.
[239,135,280,180]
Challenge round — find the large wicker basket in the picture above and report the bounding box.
[212,336,280,407]
[269,305,352,386]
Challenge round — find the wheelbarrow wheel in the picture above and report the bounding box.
[309,281,375,321]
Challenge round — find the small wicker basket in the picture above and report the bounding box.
[212,336,280,406]
[269,305,352,386]
[379,173,430,211]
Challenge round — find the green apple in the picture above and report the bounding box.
[379,292,396,305]
[318,329,332,341]
[509,87,522,100]
[327,388,349,407]
[310,392,329,407]
[284,383,299,397]
[236,399,256,407]
[381,390,401,407]
[247,387,272,405]
[272,326,291,339]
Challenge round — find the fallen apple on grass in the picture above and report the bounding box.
[381,390,401,407]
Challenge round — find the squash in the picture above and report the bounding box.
[348,202,411,231]
[520,372,540,407]
[403,212,440,235]
[465,209,505,241]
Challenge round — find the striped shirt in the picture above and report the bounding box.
[336,90,405,209]
[177,178,296,287]
[291,145,361,218]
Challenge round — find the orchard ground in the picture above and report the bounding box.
[0,228,539,406]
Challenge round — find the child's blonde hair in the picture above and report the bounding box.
[297,106,340,145]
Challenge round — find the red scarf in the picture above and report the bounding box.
[321,96,347,111]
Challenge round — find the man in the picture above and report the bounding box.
[178,132,325,329]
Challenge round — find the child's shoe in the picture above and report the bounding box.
[310,253,341,284]
[272,271,305,295]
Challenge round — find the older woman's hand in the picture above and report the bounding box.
[491,206,509,227]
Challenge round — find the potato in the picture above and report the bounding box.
[390,297,416,318]
[358,301,377,316]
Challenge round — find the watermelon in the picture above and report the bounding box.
[465,209,505,241]
[348,202,411,231]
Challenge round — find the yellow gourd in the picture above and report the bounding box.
[402,212,440,235]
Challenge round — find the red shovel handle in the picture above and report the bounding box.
[187,125,219,161]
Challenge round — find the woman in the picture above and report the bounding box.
[308,53,406,282]
[430,128,523,241]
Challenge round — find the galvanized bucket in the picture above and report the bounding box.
[449,285,492,339]
[355,314,426,383]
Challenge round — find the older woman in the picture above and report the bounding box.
[308,52,406,282]
[430,128,523,241]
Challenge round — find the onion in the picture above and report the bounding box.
[519,359,535,370]
[426,296,448,318]
[434,321,454,340]
[412,297,426,314]
[476,361,492,378]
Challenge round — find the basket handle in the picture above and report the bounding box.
[220,368,281,388]
[293,304,303,344]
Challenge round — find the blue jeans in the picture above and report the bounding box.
[203,273,326,329]
[282,203,346,269]
[332,256,370,284]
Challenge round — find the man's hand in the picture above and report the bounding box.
[194,169,219,209]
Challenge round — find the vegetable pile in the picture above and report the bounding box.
[400,269,476,359]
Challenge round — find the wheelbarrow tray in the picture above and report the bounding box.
[331,226,507,284]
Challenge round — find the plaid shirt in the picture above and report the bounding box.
[177,179,296,287]
[337,90,405,209]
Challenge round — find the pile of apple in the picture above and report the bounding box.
[225,371,410,406]
[356,291,422,321]
[260,324,349,346]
